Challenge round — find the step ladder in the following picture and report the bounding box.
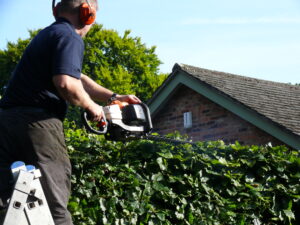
[2,161,54,225]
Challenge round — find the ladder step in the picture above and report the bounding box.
[2,162,55,225]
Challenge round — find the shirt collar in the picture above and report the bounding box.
[55,17,72,24]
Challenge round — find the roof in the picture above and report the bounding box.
[148,63,300,149]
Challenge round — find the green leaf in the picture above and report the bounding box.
[283,210,295,220]
[175,211,184,220]
[156,212,166,221]
[158,151,173,159]
[156,157,167,170]
[151,172,164,182]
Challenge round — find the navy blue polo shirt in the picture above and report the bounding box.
[0,18,84,119]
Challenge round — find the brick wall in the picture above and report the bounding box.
[152,85,284,147]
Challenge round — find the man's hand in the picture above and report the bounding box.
[116,94,141,104]
[85,103,104,122]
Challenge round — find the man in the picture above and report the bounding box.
[0,0,140,224]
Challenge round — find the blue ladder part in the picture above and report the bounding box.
[10,161,36,172]
[10,161,25,170]
[25,165,36,172]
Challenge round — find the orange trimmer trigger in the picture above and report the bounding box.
[97,119,107,128]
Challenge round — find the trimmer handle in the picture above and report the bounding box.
[82,111,108,135]
[139,102,153,133]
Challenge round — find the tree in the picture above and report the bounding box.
[0,30,39,94]
[83,24,167,101]
[0,25,167,101]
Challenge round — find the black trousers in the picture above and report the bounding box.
[0,109,73,225]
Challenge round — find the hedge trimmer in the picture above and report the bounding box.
[82,101,194,145]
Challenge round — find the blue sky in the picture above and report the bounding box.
[1,0,300,84]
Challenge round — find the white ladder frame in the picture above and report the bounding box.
[2,162,54,225]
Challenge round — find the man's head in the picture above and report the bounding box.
[53,0,98,25]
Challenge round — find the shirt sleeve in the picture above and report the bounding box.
[51,33,84,79]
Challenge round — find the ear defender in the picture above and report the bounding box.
[79,1,96,25]
[52,0,59,18]
[52,0,96,25]
[52,2,61,18]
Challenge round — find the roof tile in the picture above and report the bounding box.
[176,63,300,136]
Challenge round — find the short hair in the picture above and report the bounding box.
[58,0,98,15]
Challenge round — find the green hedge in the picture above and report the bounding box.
[65,122,300,225]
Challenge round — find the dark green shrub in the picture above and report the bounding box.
[65,122,300,225]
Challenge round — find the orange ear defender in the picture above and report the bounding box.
[52,0,96,25]
[52,0,59,18]
[79,0,96,25]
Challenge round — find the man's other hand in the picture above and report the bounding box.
[116,95,141,104]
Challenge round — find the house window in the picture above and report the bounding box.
[183,111,192,129]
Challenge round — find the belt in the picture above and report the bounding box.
[0,106,49,114]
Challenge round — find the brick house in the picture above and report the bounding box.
[148,63,300,149]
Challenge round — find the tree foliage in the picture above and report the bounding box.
[0,24,167,101]
[83,24,166,101]
[0,30,39,93]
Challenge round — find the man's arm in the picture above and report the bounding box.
[81,74,141,104]
[80,74,113,102]
[52,74,103,121]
